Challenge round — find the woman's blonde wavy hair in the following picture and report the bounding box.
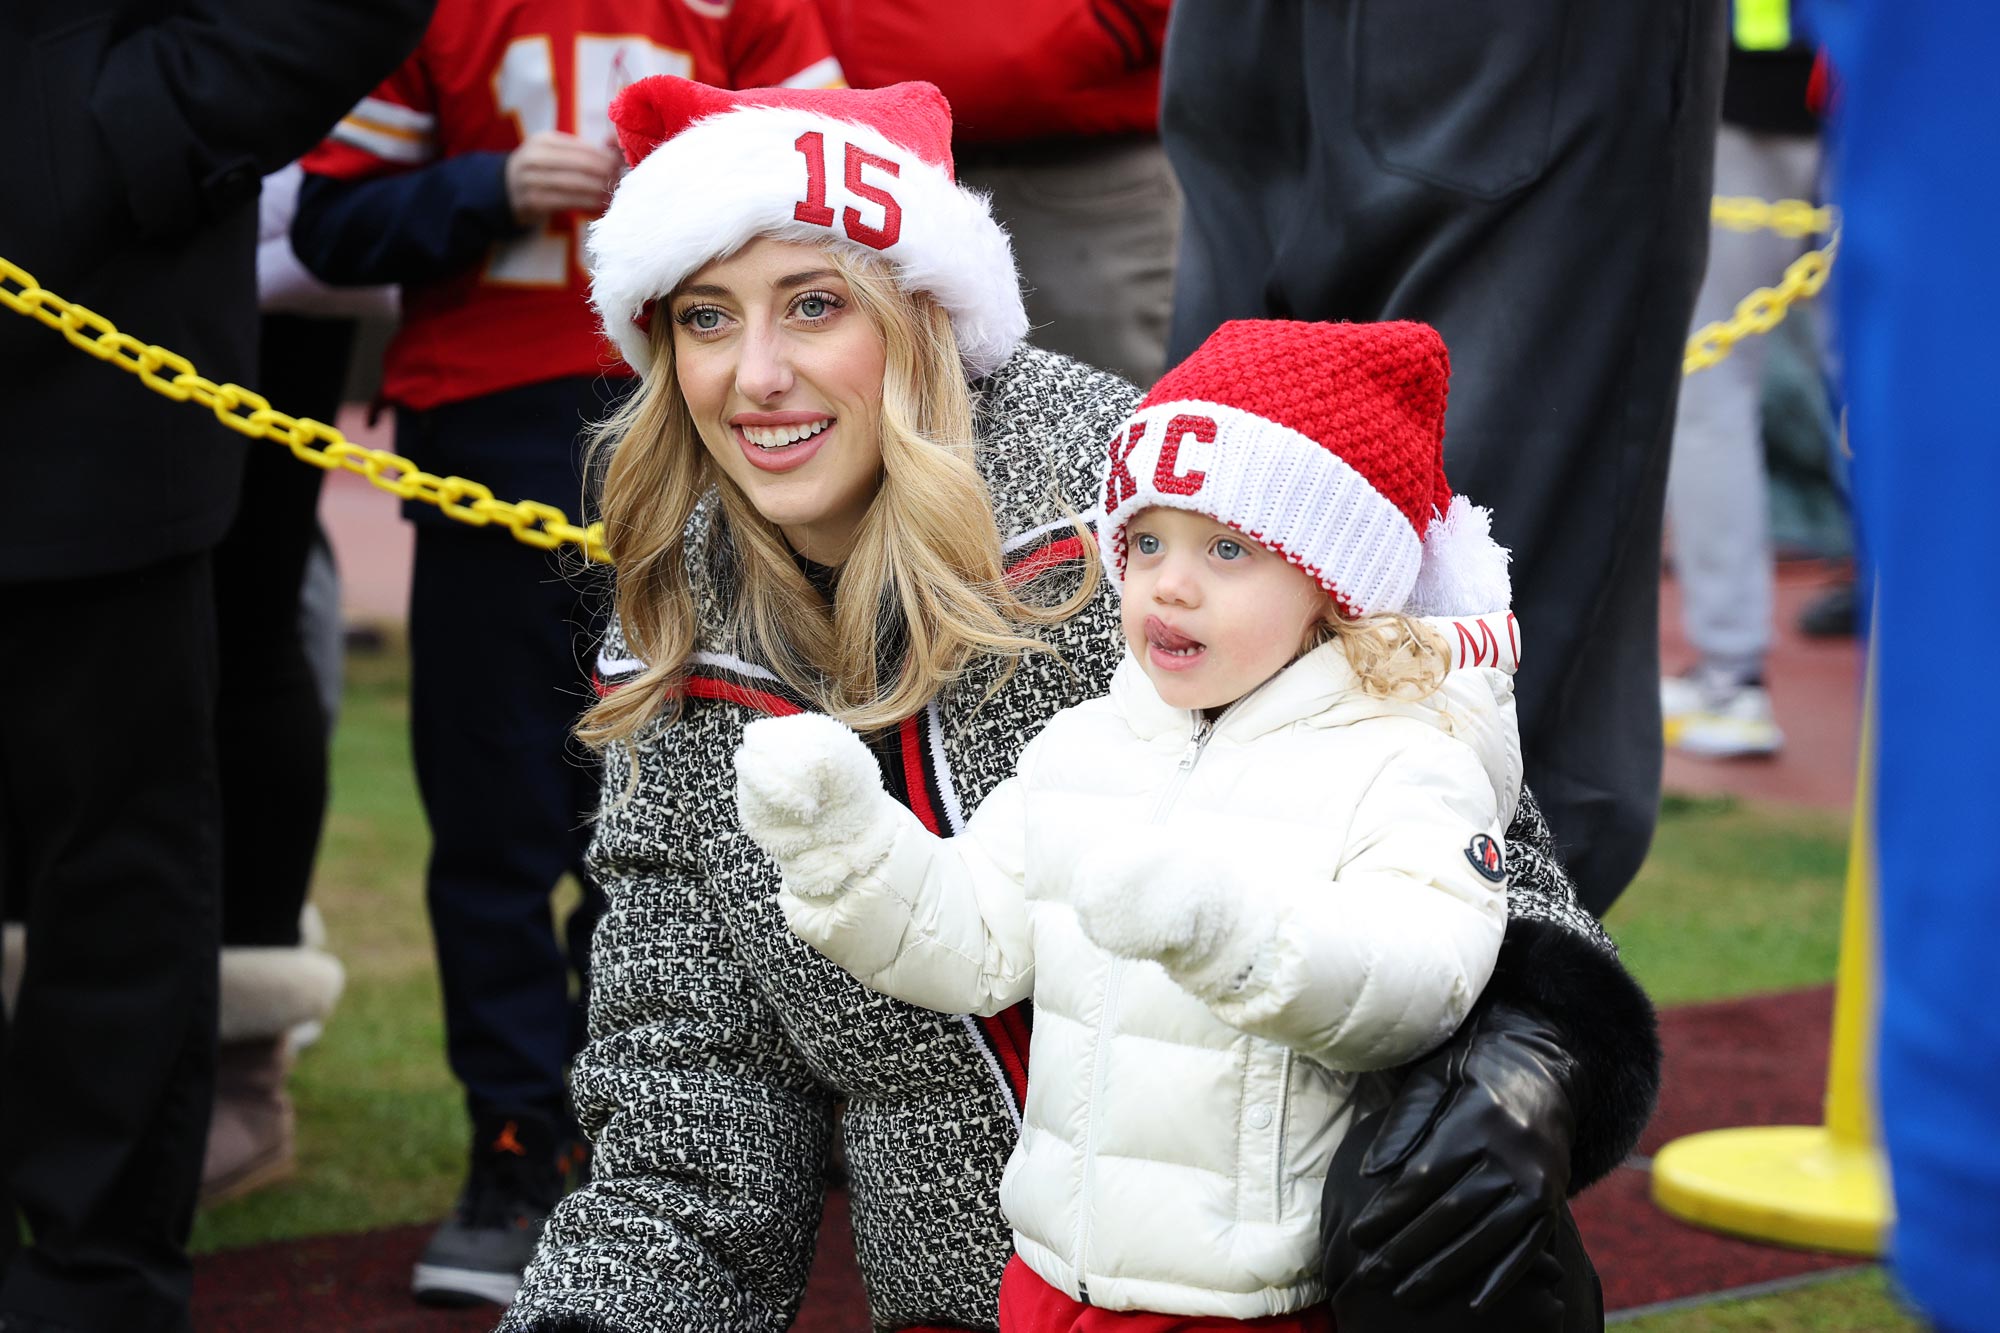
[576,242,1096,751]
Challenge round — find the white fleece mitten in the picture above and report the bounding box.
[1071,843,1279,1001]
[734,713,900,899]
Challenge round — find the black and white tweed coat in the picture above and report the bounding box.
[501,347,1655,1333]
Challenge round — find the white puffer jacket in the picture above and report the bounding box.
[758,629,1518,1319]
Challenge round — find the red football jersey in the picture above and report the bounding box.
[302,0,843,410]
[818,0,1167,143]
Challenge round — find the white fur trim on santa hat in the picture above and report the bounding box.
[1100,399,1426,617]
[1406,494,1513,619]
[589,104,1027,380]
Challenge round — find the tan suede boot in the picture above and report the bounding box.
[201,1037,298,1204]
[200,938,344,1206]
[1,923,23,1018]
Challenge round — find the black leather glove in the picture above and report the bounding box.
[1341,997,1579,1311]
[1323,1108,1584,1333]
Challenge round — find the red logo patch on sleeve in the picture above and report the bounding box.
[1465,833,1506,883]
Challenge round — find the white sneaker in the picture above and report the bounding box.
[1662,673,1784,758]
[1660,673,1705,721]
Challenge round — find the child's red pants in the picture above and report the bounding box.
[994,1254,1335,1333]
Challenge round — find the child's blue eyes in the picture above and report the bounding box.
[1131,533,1246,560]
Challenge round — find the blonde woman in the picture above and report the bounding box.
[503,78,1657,1333]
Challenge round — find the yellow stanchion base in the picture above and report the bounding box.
[1652,1126,1891,1256]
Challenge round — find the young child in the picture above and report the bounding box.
[733,318,1521,1329]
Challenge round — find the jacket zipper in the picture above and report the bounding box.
[1272,1048,1293,1223]
[1075,710,1220,1302]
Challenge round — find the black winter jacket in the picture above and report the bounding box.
[0,0,432,580]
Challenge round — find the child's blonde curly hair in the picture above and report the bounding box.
[1310,608,1450,700]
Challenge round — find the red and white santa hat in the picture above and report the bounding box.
[587,77,1026,380]
[1101,319,1511,619]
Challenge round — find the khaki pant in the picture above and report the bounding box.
[962,135,1182,388]
[1665,124,1824,684]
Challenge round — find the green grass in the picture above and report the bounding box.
[1615,1269,1927,1331]
[1606,792,1852,1006]
[190,644,1906,1331]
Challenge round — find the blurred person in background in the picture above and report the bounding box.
[1160,0,1725,921]
[817,0,1176,385]
[289,0,843,1307]
[0,4,432,1329]
[1661,0,1825,760]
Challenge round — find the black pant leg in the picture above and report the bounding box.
[1160,0,1311,364]
[1371,0,1721,914]
[1165,0,1728,911]
[0,553,221,1333]
[400,377,614,1120]
[211,314,355,947]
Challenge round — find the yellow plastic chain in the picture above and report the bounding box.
[0,255,611,564]
[1,195,1839,545]
[1684,197,1839,376]
[1711,195,1835,239]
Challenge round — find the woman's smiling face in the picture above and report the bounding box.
[670,237,889,564]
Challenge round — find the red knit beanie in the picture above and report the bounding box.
[1101,319,1510,618]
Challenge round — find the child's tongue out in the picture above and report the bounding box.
[1145,617,1203,654]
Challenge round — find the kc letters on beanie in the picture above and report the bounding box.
[588,77,1026,379]
[1100,319,1511,619]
